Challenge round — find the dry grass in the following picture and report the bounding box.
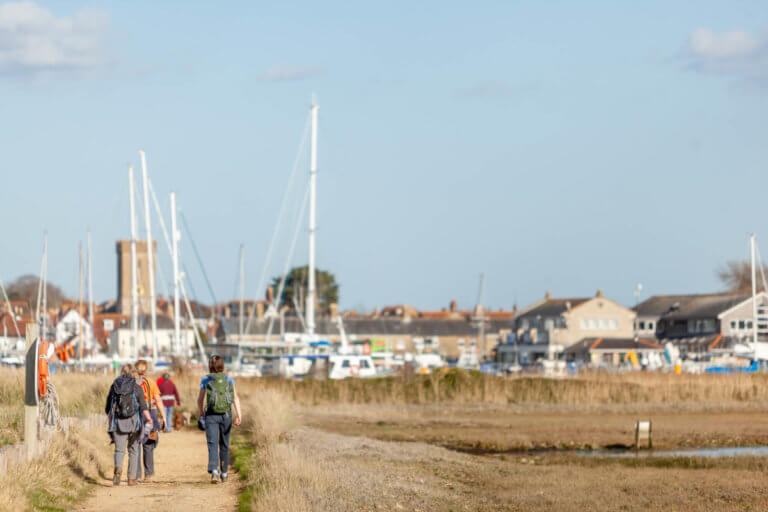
[253,369,768,407]
[0,369,111,445]
[0,426,111,512]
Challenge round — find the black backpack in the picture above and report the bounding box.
[114,376,138,419]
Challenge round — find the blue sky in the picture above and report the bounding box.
[1,1,767,311]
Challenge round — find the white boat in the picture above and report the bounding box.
[328,354,376,379]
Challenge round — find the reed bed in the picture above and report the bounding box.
[250,369,768,407]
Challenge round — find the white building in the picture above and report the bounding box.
[55,309,94,348]
[109,326,197,358]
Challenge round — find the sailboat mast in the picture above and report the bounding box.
[78,243,84,367]
[140,151,158,362]
[170,192,181,356]
[751,234,758,351]
[478,272,486,362]
[239,244,245,338]
[129,166,139,357]
[87,231,94,344]
[306,101,318,337]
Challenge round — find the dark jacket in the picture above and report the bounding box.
[157,378,180,407]
[105,374,149,415]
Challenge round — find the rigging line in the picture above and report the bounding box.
[265,183,310,342]
[179,211,219,309]
[244,114,312,335]
[147,180,173,256]
[756,243,768,295]
[0,277,21,338]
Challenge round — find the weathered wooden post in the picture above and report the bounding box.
[24,322,39,460]
[635,420,652,452]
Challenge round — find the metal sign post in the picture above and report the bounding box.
[24,322,39,460]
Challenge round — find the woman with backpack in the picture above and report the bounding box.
[197,355,242,483]
[135,360,167,481]
[105,364,152,486]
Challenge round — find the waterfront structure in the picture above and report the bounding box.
[508,290,636,363]
[635,292,768,356]
[217,300,516,359]
[562,337,664,365]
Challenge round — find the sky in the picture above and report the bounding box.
[0,1,767,312]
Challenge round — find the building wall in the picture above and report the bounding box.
[720,293,768,339]
[231,332,498,359]
[633,315,659,337]
[110,327,196,358]
[116,240,157,316]
[555,298,636,346]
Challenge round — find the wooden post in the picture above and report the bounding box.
[24,322,39,460]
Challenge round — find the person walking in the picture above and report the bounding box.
[135,360,167,481]
[105,364,152,486]
[157,372,180,433]
[197,355,242,483]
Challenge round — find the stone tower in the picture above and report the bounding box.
[116,240,157,315]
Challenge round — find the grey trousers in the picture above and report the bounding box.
[113,430,141,479]
[142,440,155,476]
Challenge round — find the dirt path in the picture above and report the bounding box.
[76,429,238,512]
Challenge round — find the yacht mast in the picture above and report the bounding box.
[306,101,318,338]
[751,234,758,352]
[78,242,84,367]
[170,192,181,355]
[129,166,139,358]
[87,231,94,347]
[140,151,158,362]
[239,244,245,339]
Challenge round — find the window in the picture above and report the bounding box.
[648,322,654,331]
[341,359,350,368]
[360,359,370,369]
[639,321,646,330]
[748,321,753,329]
[739,320,746,329]
[731,321,737,329]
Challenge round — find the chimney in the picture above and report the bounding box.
[266,286,274,302]
[596,289,603,298]
[256,302,264,320]
[372,307,380,318]
[513,304,518,314]
[545,290,551,300]
[450,300,457,312]
[330,303,338,318]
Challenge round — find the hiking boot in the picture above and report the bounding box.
[143,474,153,482]
[127,479,137,486]
[211,470,220,484]
[112,469,121,486]
[221,473,228,483]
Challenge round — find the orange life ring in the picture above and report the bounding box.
[37,340,50,399]
[362,343,371,355]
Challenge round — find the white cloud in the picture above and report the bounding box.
[0,2,109,75]
[684,27,768,82]
[258,63,325,82]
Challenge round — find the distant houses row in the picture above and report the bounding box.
[501,289,767,366]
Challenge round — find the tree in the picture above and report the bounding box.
[6,274,69,310]
[716,260,768,293]
[270,266,339,313]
